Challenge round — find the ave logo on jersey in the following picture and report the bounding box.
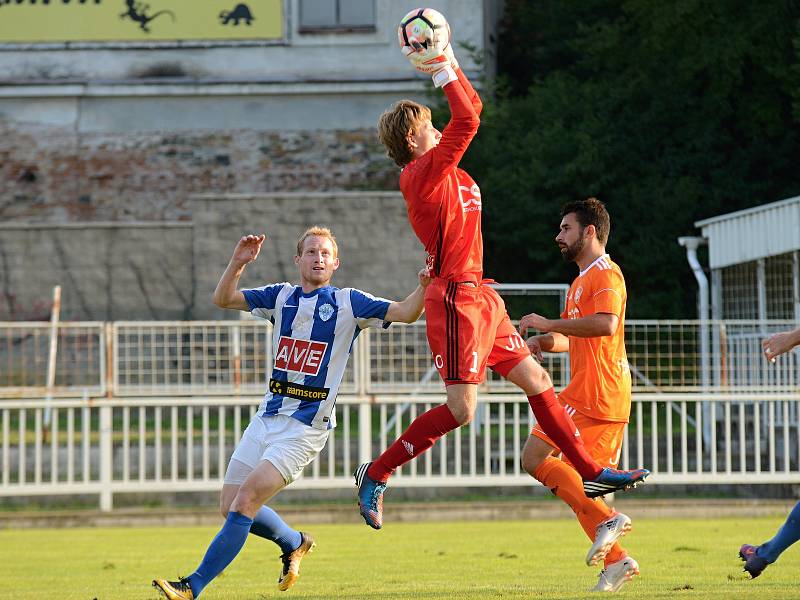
[275,336,328,375]
[459,184,482,213]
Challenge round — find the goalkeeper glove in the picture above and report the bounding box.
[401,38,459,88]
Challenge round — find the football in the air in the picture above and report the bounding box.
[397,8,450,52]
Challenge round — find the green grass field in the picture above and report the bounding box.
[1,517,798,599]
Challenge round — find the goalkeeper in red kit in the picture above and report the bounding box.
[354,15,649,530]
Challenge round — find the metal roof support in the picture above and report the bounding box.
[794,251,800,322]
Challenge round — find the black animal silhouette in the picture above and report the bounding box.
[120,0,175,33]
[219,3,254,26]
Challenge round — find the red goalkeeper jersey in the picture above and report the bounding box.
[400,70,484,284]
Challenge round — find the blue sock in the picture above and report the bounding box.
[250,506,302,554]
[187,511,253,598]
[759,501,800,563]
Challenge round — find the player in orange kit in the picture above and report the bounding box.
[354,11,649,532]
[519,198,640,593]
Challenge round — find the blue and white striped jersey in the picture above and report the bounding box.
[243,283,391,430]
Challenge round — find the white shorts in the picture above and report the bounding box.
[223,413,329,485]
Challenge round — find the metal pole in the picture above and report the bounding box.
[43,286,62,434]
[793,251,800,322]
[757,259,767,322]
[678,237,711,454]
[678,238,710,386]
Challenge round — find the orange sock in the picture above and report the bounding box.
[575,510,627,566]
[533,456,626,563]
[602,544,627,567]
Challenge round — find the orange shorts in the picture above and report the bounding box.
[424,279,529,385]
[531,399,626,468]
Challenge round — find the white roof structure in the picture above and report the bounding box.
[695,196,800,269]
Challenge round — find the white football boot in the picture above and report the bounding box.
[592,556,640,593]
[586,512,632,566]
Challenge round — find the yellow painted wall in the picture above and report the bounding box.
[0,0,282,42]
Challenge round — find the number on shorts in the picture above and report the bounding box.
[504,333,525,351]
[469,351,478,373]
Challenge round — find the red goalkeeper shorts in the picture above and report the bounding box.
[424,279,529,385]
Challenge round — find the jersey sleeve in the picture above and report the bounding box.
[412,73,481,198]
[242,283,287,321]
[591,271,625,317]
[348,288,391,330]
[456,68,483,116]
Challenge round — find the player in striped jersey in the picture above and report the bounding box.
[153,227,430,600]
[519,199,640,592]
[355,17,648,532]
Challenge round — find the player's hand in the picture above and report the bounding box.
[402,38,458,87]
[442,41,459,71]
[518,312,553,334]
[232,234,265,266]
[526,336,544,362]
[418,267,432,288]
[401,37,449,73]
[762,331,798,362]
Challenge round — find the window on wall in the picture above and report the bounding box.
[299,0,376,32]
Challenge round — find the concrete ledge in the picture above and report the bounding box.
[0,499,794,529]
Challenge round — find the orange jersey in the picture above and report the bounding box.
[558,254,631,422]
[400,70,484,284]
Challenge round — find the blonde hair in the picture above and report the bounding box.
[296,226,338,258]
[377,99,432,167]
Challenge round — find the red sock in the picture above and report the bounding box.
[367,404,460,482]
[527,388,602,480]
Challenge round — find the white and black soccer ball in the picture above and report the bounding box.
[397,7,450,52]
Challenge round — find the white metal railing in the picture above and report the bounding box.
[0,321,105,398]
[1,318,798,510]
[2,391,800,510]
[1,320,798,397]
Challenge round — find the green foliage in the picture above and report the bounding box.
[0,517,798,598]
[459,0,800,317]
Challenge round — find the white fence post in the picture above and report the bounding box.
[99,404,113,511]
[356,328,372,465]
[359,402,372,465]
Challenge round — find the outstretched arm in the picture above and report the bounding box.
[762,327,800,361]
[520,311,619,338]
[212,234,266,311]
[384,268,432,323]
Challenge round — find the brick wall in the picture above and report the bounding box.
[0,121,399,223]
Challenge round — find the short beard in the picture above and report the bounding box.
[561,234,585,262]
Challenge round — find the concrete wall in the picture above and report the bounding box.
[0,222,194,321]
[194,192,425,320]
[0,192,425,321]
[0,1,485,82]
